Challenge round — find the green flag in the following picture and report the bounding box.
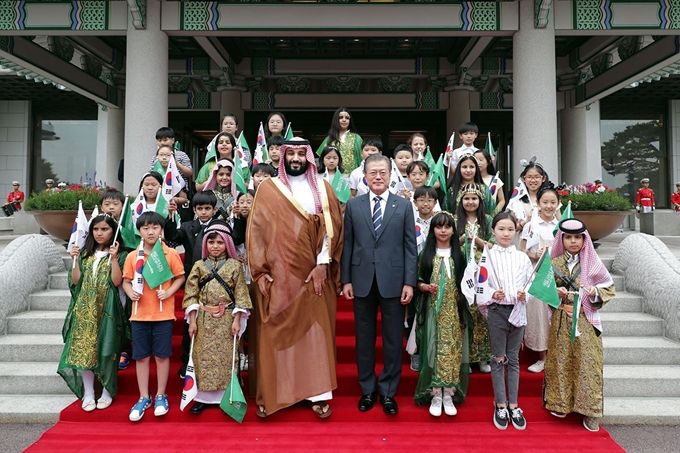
[422,146,436,172]
[142,239,174,289]
[284,122,293,140]
[238,132,250,152]
[426,154,442,187]
[553,200,574,237]
[571,289,582,343]
[485,132,496,160]
[233,151,248,194]
[220,374,247,423]
[120,200,140,248]
[205,141,217,163]
[527,251,560,309]
[331,171,351,203]
[152,159,163,174]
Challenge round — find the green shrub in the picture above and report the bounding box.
[561,191,632,212]
[24,184,108,211]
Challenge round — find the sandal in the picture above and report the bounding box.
[96,398,113,410]
[256,405,267,418]
[308,400,332,419]
[81,399,96,412]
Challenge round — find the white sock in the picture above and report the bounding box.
[82,370,95,401]
[101,387,112,402]
[431,387,442,398]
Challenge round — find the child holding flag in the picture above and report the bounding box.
[448,154,498,216]
[545,218,615,432]
[181,221,252,415]
[202,159,236,220]
[520,184,560,373]
[58,214,129,412]
[413,211,468,417]
[130,172,163,223]
[475,149,505,210]
[196,132,237,191]
[454,183,494,373]
[476,212,533,431]
[318,145,351,205]
[122,212,185,421]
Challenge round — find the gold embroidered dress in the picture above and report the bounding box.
[317,132,363,174]
[543,255,615,417]
[414,253,469,405]
[58,251,128,399]
[182,256,252,403]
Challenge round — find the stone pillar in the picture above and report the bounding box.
[123,0,168,195]
[669,100,680,188]
[220,90,244,132]
[512,0,558,182]
[560,101,602,185]
[446,89,471,149]
[96,106,125,191]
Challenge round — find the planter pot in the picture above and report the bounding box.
[26,210,93,241]
[572,210,632,241]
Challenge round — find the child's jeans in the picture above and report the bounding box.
[487,304,524,405]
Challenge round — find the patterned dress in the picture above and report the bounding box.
[317,132,363,174]
[414,253,469,405]
[58,250,129,399]
[455,215,494,363]
[213,187,234,221]
[182,256,252,401]
[543,255,616,417]
[449,184,499,217]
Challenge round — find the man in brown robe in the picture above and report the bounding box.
[247,137,343,418]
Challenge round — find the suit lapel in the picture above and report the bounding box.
[359,195,376,237]
[376,192,397,240]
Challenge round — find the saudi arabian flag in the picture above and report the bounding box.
[221,334,248,423]
[120,200,140,248]
[237,132,250,153]
[331,171,351,203]
[233,150,248,194]
[284,122,293,140]
[553,200,573,237]
[142,239,174,289]
[422,146,436,173]
[527,251,561,308]
[485,132,496,160]
[571,288,583,343]
[425,154,444,187]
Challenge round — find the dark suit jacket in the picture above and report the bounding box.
[164,219,206,277]
[341,191,418,299]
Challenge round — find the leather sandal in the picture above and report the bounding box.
[256,405,267,418]
[309,400,332,419]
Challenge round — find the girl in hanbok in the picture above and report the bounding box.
[182,221,252,415]
[317,107,363,174]
[414,212,468,417]
[447,154,498,216]
[545,218,615,432]
[454,183,494,373]
[520,184,559,373]
[58,214,129,412]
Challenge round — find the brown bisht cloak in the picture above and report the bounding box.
[247,177,344,415]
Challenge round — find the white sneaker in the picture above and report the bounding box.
[528,360,545,373]
[429,396,443,417]
[479,361,491,373]
[443,395,457,416]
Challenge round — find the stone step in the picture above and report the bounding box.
[604,365,680,398]
[599,291,643,313]
[603,397,680,425]
[611,274,624,291]
[600,312,663,337]
[601,257,613,270]
[0,217,13,236]
[0,394,76,423]
[603,336,680,365]
[7,311,66,335]
[0,362,69,395]
[29,290,70,311]
[48,272,69,290]
[0,334,64,362]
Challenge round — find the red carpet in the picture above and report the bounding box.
[26,291,625,452]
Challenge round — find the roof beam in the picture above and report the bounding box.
[68,37,125,72]
[194,36,237,86]
[567,36,623,71]
[0,36,121,108]
[455,37,494,85]
[574,36,680,108]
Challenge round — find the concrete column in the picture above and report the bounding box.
[96,106,125,191]
[560,101,602,185]
[669,100,680,187]
[0,101,31,196]
[123,0,168,195]
[220,90,244,131]
[512,0,558,182]
[446,89,471,148]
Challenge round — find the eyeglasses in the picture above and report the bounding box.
[415,199,436,205]
[366,170,389,178]
[524,175,543,180]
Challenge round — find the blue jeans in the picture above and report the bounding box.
[487,304,524,405]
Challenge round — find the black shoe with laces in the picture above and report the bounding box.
[510,406,526,430]
[493,405,509,430]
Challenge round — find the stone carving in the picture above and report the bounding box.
[277,76,310,93]
[48,37,75,63]
[327,76,360,93]
[378,76,411,93]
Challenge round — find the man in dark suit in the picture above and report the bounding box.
[341,154,418,415]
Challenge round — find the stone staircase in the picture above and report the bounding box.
[0,255,76,423]
[0,249,679,423]
[0,217,13,236]
[600,259,680,424]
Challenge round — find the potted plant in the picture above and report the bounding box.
[557,182,633,240]
[24,175,114,241]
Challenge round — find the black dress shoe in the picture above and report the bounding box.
[380,396,398,415]
[358,392,377,412]
[189,402,209,414]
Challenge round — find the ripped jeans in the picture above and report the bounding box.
[487,304,525,405]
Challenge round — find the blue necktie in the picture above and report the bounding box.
[372,196,383,233]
